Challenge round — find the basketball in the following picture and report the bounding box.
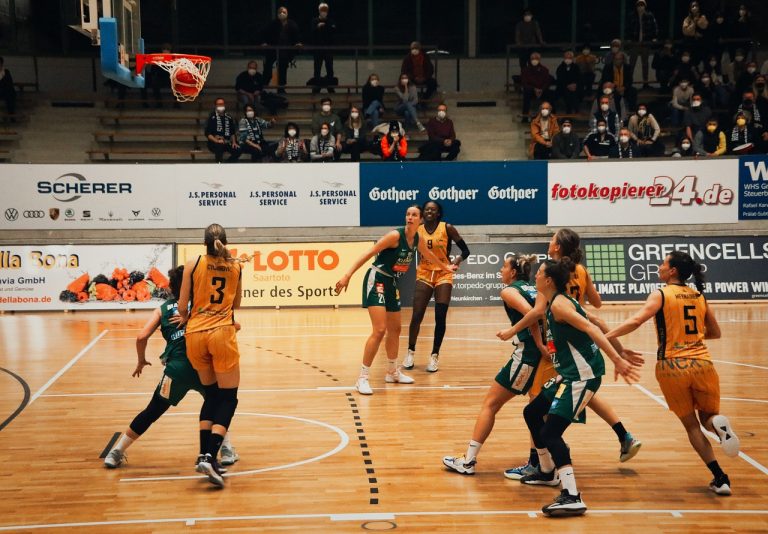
[171,66,200,98]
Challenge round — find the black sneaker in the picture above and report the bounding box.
[542,490,587,517]
[709,474,732,496]
[520,466,560,486]
[195,454,227,474]
[196,453,225,487]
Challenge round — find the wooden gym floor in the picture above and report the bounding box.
[0,303,767,533]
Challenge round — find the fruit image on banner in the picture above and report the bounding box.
[176,241,372,307]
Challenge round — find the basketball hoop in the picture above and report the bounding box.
[136,53,211,102]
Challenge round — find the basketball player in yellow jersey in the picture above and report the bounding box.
[178,223,243,488]
[405,201,470,372]
[607,250,739,495]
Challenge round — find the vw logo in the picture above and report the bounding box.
[152,207,161,217]
[4,208,18,221]
[23,210,45,218]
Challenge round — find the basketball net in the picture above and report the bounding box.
[136,54,211,102]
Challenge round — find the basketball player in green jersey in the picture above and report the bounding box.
[335,204,457,395]
[104,266,239,469]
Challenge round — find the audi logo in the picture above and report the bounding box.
[4,208,18,221]
[23,210,46,219]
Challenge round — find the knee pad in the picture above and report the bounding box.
[199,383,219,422]
[214,387,239,430]
[129,393,171,436]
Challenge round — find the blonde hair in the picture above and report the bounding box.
[204,223,231,260]
[507,253,538,281]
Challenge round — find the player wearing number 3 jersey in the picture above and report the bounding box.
[607,250,740,496]
[178,223,244,488]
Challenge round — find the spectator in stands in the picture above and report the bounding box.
[310,122,337,162]
[671,136,695,157]
[590,82,627,122]
[684,93,713,141]
[628,104,664,157]
[590,95,622,136]
[627,0,658,89]
[556,50,581,114]
[652,40,677,93]
[310,3,336,94]
[261,6,301,93]
[551,118,581,159]
[311,97,343,154]
[706,12,728,67]
[754,76,768,124]
[583,118,617,159]
[521,52,553,123]
[401,41,437,101]
[514,8,544,71]
[341,105,369,162]
[363,73,385,127]
[238,104,276,162]
[614,127,639,159]
[419,103,461,161]
[0,57,17,118]
[730,4,754,62]
[275,122,308,162]
[380,121,408,161]
[735,61,759,100]
[761,58,768,77]
[729,49,748,89]
[727,112,756,154]
[235,60,264,110]
[574,44,598,97]
[603,38,623,67]
[601,51,637,113]
[395,73,426,132]
[670,79,694,126]
[529,102,559,160]
[205,98,241,163]
[694,117,727,156]
[682,2,708,67]
[698,60,730,108]
[736,90,762,132]
[370,120,404,157]
[672,51,700,87]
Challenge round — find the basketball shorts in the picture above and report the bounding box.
[529,354,557,397]
[186,325,240,373]
[655,358,720,418]
[495,340,541,395]
[362,268,400,312]
[415,267,454,288]
[155,357,205,406]
[541,375,602,424]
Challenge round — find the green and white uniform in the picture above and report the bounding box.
[540,293,604,423]
[495,280,544,394]
[362,227,418,312]
[154,298,205,406]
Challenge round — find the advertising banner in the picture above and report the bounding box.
[0,244,174,311]
[548,159,739,226]
[176,241,372,308]
[359,161,547,227]
[738,155,768,220]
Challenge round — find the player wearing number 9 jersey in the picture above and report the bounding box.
[178,223,243,488]
[607,251,740,496]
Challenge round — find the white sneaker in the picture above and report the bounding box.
[712,415,740,457]
[385,367,415,384]
[104,448,125,468]
[220,445,239,466]
[416,121,426,132]
[403,349,415,369]
[356,376,373,395]
[443,455,476,475]
[426,353,439,372]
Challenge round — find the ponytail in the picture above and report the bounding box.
[204,223,231,260]
[668,250,706,292]
[507,253,538,281]
[554,228,583,264]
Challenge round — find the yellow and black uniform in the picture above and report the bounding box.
[654,283,720,417]
[416,222,454,287]
[185,255,243,373]
[567,264,590,305]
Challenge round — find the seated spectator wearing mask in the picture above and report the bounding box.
[601,51,637,114]
[613,127,639,159]
[380,120,408,161]
[574,45,598,97]
[551,118,581,159]
[521,52,554,122]
[590,95,622,136]
[401,41,437,100]
[311,97,343,155]
[556,50,581,114]
[693,118,727,157]
[670,78,694,127]
[529,102,559,160]
[275,122,308,162]
[515,8,544,70]
[205,98,241,163]
[652,40,676,93]
[342,105,369,162]
[418,104,461,161]
[583,118,617,159]
[671,136,695,157]
[235,60,264,110]
[310,121,337,162]
[237,104,276,162]
[684,93,712,142]
[363,74,385,127]
[727,112,756,154]
[627,104,664,157]
[590,82,627,122]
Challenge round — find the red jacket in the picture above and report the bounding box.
[381,135,408,160]
[401,52,434,83]
[426,117,456,142]
[521,64,552,91]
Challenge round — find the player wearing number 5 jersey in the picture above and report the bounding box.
[178,223,243,488]
[335,205,458,395]
[607,251,740,496]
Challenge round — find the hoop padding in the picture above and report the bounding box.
[139,54,211,102]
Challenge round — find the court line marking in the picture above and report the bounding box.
[2,508,768,531]
[29,330,109,405]
[721,396,768,404]
[633,384,768,477]
[104,322,514,333]
[0,367,31,431]
[118,412,349,483]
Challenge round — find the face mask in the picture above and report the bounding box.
[680,83,689,89]
[682,56,690,63]
[524,15,533,22]
[638,109,647,116]
[601,103,610,111]
[717,17,724,24]
[709,60,717,67]
[401,78,409,84]
[322,104,331,112]
[582,49,590,55]
[743,98,754,106]
[216,106,225,113]
[681,142,691,149]
[370,79,379,87]
[707,125,717,132]
[611,46,620,53]
[736,56,744,62]
[737,118,747,126]
[564,58,573,65]
[562,126,572,134]
[620,135,629,143]
[278,12,287,21]
[702,77,711,84]
[248,68,257,76]
[603,88,613,95]
[740,9,747,16]
[246,111,255,118]
[411,49,419,56]
[288,129,297,137]
[748,67,757,74]
[597,126,607,133]
[350,112,359,119]
[437,110,447,119]
[319,11,328,19]
[638,6,645,12]
[530,60,540,66]
[320,129,329,136]
[692,100,702,107]
[540,109,550,117]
